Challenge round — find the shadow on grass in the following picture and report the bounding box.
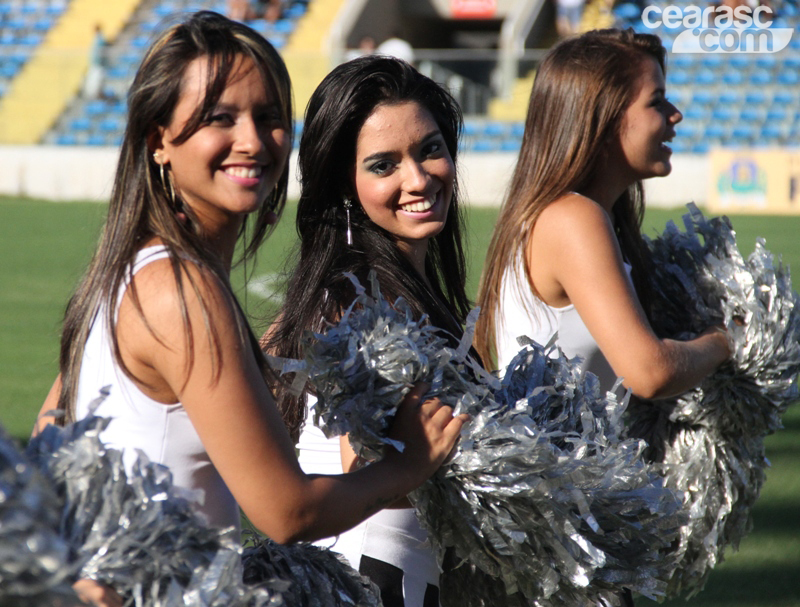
[651,562,800,607]
[750,502,800,534]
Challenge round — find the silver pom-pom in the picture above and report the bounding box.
[294,273,687,606]
[7,396,380,607]
[0,425,76,606]
[242,533,381,607]
[627,203,800,598]
[25,410,280,607]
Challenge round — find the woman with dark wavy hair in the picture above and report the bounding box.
[476,29,730,404]
[264,55,472,606]
[35,14,465,607]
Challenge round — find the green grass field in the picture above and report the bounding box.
[1,196,798,606]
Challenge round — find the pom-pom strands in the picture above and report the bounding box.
[297,273,686,606]
[3,401,381,607]
[242,535,382,607]
[0,426,76,606]
[626,203,800,598]
[24,411,280,607]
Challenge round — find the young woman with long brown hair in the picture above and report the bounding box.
[476,28,730,402]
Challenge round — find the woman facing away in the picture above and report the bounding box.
[475,28,731,403]
[34,13,466,607]
[263,55,473,607]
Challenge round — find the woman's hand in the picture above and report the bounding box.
[383,383,469,481]
[73,579,123,607]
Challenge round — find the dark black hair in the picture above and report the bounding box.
[264,55,470,439]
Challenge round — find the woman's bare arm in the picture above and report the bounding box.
[528,194,729,400]
[117,259,465,543]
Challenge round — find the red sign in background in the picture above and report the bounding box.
[451,0,497,19]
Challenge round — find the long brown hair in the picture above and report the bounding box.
[475,28,665,368]
[57,11,292,422]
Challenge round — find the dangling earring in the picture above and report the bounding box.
[343,197,353,246]
[153,151,175,205]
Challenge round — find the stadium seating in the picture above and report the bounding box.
[1,0,798,152]
[37,0,310,146]
[612,0,800,151]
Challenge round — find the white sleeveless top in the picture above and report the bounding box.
[297,396,441,598]
[495,256,632,394]
[75,246,240,532]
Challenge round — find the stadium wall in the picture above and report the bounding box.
[0,146,707,208]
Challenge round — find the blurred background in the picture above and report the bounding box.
[0,0,797,209]
[0,2,798,605]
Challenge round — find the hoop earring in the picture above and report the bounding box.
[343,197,353,246]
[154,151,176,205]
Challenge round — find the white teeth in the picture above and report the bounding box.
[401,198,434,213]
[224,166,262,178]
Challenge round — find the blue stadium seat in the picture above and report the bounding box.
[731,124,756,140]
[777,69,799,85]
[613,3,642,20]
[483,122,508,137]
[87,134,107,146]
[729,55,751,70]
[766,108,788,122]
[85,100,108,116]
[772,91,795,106]
[284,4,306,18]
[694,70,716,85]
[56,133,78,145]
[510,122,525,138]
[704,124,726,139]
[671,139,691,153]
[499,140,520,152]
[273,19,294,34]
[740,107,762,122]
[722,70,744,85]
[755,56,777,70]
[99,118,121,133]
[719,91,743,105]
[472,139,499,152]
[711,106,736,122]
[700,55,724,70]
[750,70,772,85]
[463,122,479,137]
[692,141,710,154]
[70,118,92,132]
[761,124,784,141]
[670,56,695,71]
[745,91,767,105]
[682,106,707,121]
[692,90,715,106]
[668,69,690,86]
[676,124,699,139]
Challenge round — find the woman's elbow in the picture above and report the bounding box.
[623,364,676,400]
[244,501,318,545]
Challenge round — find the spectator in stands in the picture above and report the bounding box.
[261,0,285,23]
[476,28,731,409]
[82,23,107,99]
[377,34,415,64]
[555,0,585,36]
[226,0,252,21]
[36,13,465,607]
[345,35,377,61]
[264,55,473,607]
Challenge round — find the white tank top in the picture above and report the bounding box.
[75,246,240,532]
[297,396,440,591]
[495,256,631,394]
